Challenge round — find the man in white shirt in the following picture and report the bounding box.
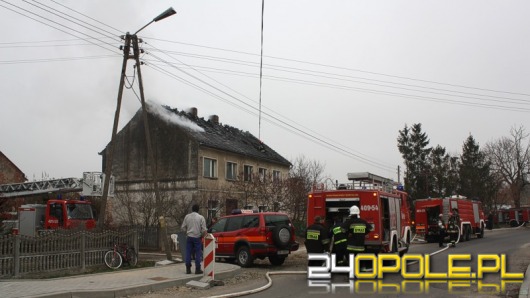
[181,204,207,274]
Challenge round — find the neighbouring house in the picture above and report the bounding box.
[100,104,291,226]
[0,150,27,218]
[0,151,26,185]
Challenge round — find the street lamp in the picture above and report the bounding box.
[100,7,176,261]
[135,7,176,35]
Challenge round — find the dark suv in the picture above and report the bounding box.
[208,211,299,267]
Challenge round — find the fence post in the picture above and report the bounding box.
[81,232,86,271]
[13,235,20,277]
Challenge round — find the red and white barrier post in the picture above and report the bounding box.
[203,233,216,280]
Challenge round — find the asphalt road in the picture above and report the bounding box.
[129,227,530,298]
[242,227,530,298]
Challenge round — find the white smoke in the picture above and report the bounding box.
[145,100,204,132]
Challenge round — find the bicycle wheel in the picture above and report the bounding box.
[104,250,123,269]
[126,248,138,266]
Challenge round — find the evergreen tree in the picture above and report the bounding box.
[429,145,458,197]
[397,123,432,206]
[459,135,492,201]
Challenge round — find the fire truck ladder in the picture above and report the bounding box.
[0,178,82,198]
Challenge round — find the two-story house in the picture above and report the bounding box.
[100,105,291,225]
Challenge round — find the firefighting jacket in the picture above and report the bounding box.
[305,223,330,253]
[330,223,347,252]
[342,217,372,252]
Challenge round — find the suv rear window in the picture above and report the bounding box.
[264,215,290,227]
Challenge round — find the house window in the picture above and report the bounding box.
[203,157,217,178]
[244,165,253,182]
[273,170,281,183]
[226,162,237,181]
[259,168,267,182]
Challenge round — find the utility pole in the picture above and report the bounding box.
[100,8,176,261]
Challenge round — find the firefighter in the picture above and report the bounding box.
[342,205,372,268]
[447,212,459,247]
[438,213,446,247]
[329,215,347,265]
[305,216,330,266]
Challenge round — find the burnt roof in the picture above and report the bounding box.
[164,106,291,167]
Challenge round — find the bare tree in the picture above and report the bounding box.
[484,126,530,208]
[286,155,326,223]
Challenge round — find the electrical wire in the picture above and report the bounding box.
[145,54,396,171]
[144,38,530,97]
[0,1,119,55]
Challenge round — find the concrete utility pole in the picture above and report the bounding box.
[100,8,176,261]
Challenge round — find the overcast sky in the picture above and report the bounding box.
[1,1,529,185]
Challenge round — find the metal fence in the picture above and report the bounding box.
[0,229,138,278]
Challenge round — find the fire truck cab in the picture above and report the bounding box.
[307,172,412,254]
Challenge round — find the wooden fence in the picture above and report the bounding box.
[0,229,138,278]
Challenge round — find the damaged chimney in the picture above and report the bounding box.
[189,107,198,118]
[209,115,219,125]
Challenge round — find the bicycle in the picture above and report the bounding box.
[104,238,138,269]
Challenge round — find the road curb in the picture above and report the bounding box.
[519,264,530,298]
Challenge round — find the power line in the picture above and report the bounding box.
[144,58,530,113]
[145,51,396,171]
[0,1,119,55]
[145,38,530,97]
[143,43,396,169]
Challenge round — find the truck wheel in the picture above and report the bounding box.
[236,246,254,268]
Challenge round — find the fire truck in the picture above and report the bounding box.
[307,172,412,254]
[12,198,97,237]
[414,196,486,243]
[496,207,530,227]
[0,172,112,236]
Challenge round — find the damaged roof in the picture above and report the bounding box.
[164,106,291,167]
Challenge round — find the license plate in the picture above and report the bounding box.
[277,250,289,255]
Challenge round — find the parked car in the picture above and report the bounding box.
[207,210,299,267]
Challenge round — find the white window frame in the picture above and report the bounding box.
[226,162,238,181]
[203,157,217,178]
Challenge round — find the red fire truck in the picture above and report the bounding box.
[307,172,412,254]
[13,199,97,237]
[414,196,485,243]
[496,207,530,227]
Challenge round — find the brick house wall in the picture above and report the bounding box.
[0,151,26,184]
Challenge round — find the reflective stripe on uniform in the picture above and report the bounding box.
[332,226,342,235]
[334,239,346,245]
[306,229,320,240]
[347,245,365,252]
[350,223,366,234]
[322,238,330,245]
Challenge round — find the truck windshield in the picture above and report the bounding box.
[67,203,94,220]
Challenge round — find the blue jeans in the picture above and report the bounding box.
[185,236,202,268]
